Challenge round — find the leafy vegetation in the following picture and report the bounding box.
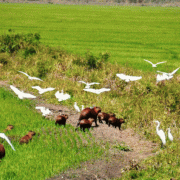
[0,28,179,179]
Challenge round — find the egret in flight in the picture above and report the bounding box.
[116,74,142,82]
[19,71,43,81]
[55,90,71,102]
[10,85,36,99]
[144,59,166,68]
[83,88,111,94]
[32,86,55,94]
[78,81,100,89]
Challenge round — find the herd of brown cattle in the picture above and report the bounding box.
[55,106,125,132]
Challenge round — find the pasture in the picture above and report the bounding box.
[0,3,180,72]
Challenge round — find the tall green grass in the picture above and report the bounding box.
[0,87,103,180]
[0,3,180,72]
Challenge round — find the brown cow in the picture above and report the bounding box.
[77,118,94,132]
[98,112,115,124]
[19,131,36,144]
[0,144,5,159]
[78,107,101,127]
[108,117,125,130]
[55,114,68,126]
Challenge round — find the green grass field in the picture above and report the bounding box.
[0,3,180,72]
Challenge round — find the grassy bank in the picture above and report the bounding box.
[0,3,180,72]
[0,87,103,180]
[0,32,180,179]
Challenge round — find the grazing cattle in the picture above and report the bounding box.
[78,107,101,127]
[19,131,36,144]
[77,118,94,131]
[108,117,125,130]
[55,114,68,126]
[98,112,115,124]
[0,144,5,159]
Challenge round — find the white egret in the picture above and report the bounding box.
[74,102,80,112]
[157,67,180,78]
[0,133,15,151]
[167,128,173,141]
[81,105,85,110]
[55,90,70,102]
[78,81,100,89]
[18,71,43,81]
[116,74,142,82]
[35,106,52,116]
[10,85,36,99]
[144,59,166,67]
[83,88,111,94]
[32,86,55,94]
[156,74,173,83]
[154,120,166,147]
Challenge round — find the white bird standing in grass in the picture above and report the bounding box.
[18,71,43,81]
[78,81,100,89]
[32,86,55,94]
[35,106,52,116]
[83,88,111,94]
[74,102,80,112]
[157,67,180,78]
[81,105,84,110]
[55,90,71,102]
[116,74,142,82]
[167,128,173,141]
[0,133,15,151]
[154,120,166,147]
[144,59,166,67]
[10,85,36,99]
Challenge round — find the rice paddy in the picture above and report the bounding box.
[0,3,180,72]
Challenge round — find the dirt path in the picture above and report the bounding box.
[39,103,158,180]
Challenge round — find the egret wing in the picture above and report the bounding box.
[170,67,180,76]
[156,61,166,65]
[32,86,42,91]
[144,59,153,65]
[21,92,36,99]
[10,85,22,96]
[129,76,142,81]
[78,81,87,84]
[30,77,43,81]
[18,71,29,77]
[0,133,15,151]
